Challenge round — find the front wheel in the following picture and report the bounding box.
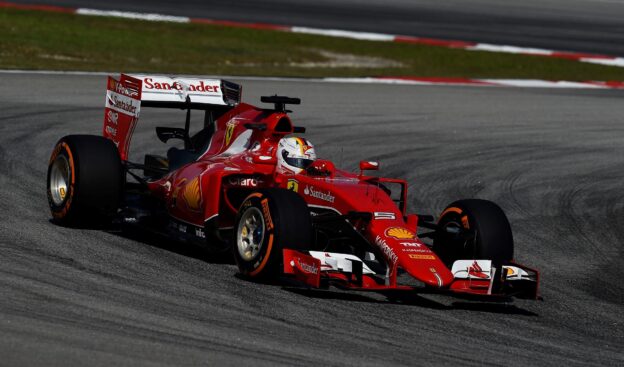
[233,189,312,279]
[432,199,514,267]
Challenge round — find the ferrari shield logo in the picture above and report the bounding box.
[225,122,235,146]
[287,179,299,192]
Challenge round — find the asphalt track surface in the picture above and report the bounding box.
[1,73,623,366]
[8,0,624,56]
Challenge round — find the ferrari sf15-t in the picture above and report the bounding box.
[47,74,539,300]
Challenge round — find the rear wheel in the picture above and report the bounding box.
[47,135,123,226]
[433,199,513,267]
[233,189,312,279]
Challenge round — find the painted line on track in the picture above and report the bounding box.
[2,1,624,68]
[2,70,623,90]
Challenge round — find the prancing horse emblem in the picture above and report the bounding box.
[225,122,235,146]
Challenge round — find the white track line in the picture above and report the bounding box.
[290,27,395,42]
[75,8,189,22]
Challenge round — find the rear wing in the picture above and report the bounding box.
[129,74,241,109]
[103,73,241,160]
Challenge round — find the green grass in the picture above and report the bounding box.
[1,8,624,80]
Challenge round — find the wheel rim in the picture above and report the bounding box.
[49,154,70,206]
[237,207,265,261]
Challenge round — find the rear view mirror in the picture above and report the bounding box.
[359,160,379,177]
[307,159,336,177]
[359,161,379,171]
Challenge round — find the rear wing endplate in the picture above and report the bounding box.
[103,74,142,161]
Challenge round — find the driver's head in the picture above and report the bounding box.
[276,136,317,174]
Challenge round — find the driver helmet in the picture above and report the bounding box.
[276,136,317,174]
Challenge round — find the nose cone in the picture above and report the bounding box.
[396,251,454,288]
[370,223,455,288]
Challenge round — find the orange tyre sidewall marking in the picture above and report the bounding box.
[461,215,470,229]
[51,142,76,219]
[249,233,274,277]
[439,207,462,219]
[245,192,263,200]
[240,192,275,277]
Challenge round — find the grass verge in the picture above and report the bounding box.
[1,8,624,80]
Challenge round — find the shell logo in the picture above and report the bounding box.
[385,227,415,240]
[182,177,202,212]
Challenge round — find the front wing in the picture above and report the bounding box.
[282,249,540,300]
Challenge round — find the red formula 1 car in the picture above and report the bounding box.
[47,74,539,300]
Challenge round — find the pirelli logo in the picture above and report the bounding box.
[261,198,274,230]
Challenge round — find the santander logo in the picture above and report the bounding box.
[143,77,220,93]
[297,260,319,274]
[303,185,335,203]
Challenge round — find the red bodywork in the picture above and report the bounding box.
[104,74,539,299]
[144,101,455,288]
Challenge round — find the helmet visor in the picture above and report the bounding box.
[284,156,314,169]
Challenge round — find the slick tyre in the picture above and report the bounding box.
[433,199,513,267]
[47,135,123,226]
[233,189,312,279]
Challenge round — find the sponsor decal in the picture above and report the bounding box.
[106,91,140,117]
[179,177,202,212]
[195,227,206,239]
[143,77,220,93]
[106,110,118,125]
[375,235,398,265]
[287,179,299,192]
[505,267,518,277]
[109,77,139,97]
[400,241,422,248]
[105,125,117,137]
[400,241,429,253]
[261,198,274,230]
[225,121,235,146]
[374,212,396,220]
[468,261,488,279]
[169,220,206,239]
[297,259,319,274]
[228,176,259,187]
[169,221,187,234]
[385,227,415,240]
[409,254,436,260]
[303,185,335,203]
[402,248,429,253]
